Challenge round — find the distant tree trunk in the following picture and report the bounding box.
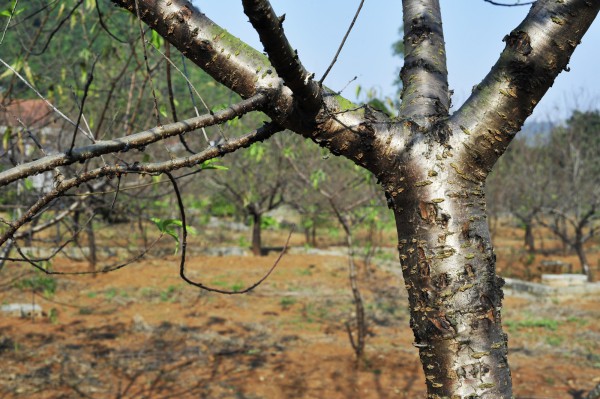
[251,211,262,256]
[524,221,535,253]
[86,219,97,275]
[573,238,591,282]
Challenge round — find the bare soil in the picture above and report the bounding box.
[1,224,599,398]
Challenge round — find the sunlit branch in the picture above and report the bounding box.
[399,0,450,123]
[451,0,600,175]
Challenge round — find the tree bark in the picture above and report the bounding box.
[379,128,512,396]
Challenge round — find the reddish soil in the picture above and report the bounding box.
[1,224,599,398]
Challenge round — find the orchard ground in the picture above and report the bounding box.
[1,220,599,398]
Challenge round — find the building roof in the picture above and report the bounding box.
[0,99,55,129]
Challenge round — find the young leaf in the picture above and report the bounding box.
[150,217,197,254]
[200,159,229,171]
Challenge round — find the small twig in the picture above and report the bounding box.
[0,56,94,141]
[0,0,18,45]
[164,42,196,154]
[5,0,59,29]
[68,56,98,153]
[11,230,164,276]
[95,0,127,44]
[483,0,535,6]
[134,0,161,126]
[319,0,365,85]
[29,0,84,55]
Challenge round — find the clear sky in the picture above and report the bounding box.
[194,1,600,121]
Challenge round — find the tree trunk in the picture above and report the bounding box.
[387,167,512,397]
[251,212,262,256]
[86,220,97,275]
[524,221,535,253]
[573,237,592,282]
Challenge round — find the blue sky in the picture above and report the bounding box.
[195,1,600,121]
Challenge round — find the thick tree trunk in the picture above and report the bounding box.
[386,155,511,398]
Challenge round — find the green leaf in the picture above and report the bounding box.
[355,85,362,99]
[199,159,228,171]
[310,169,326,190]
[246,142,264,162]
[23,178,34,191]
[2,127,11,150]
[150,217,196,254]
[150,29,164,50]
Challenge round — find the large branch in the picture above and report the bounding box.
[109,0,395,173]
[399,0,450,123]
[0,93,268,187]
[451,0,600,175]
[242,0,321,114]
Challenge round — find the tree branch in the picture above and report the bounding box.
[110,0,289,110]
[399,0,450,123]
[451,0,600,175]
[109,0,386,170]
[0,93,269,187]
[0,122,283,247]
[242,0,321,114]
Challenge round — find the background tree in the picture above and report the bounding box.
[210,136,290,256]
[1,0,599,397]
[538,111,600,280]
[486,135,552,252]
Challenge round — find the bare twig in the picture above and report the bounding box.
[483,0,535,6]
[0,56,94,141]
[30,0,84,55]
[95,0,128,43]
[68,56,99,152]
[319,0,365,85]
[0,0,18,45]
[133,0,161,126]
[166,169,294,294]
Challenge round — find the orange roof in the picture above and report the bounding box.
[0,99,55,128]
